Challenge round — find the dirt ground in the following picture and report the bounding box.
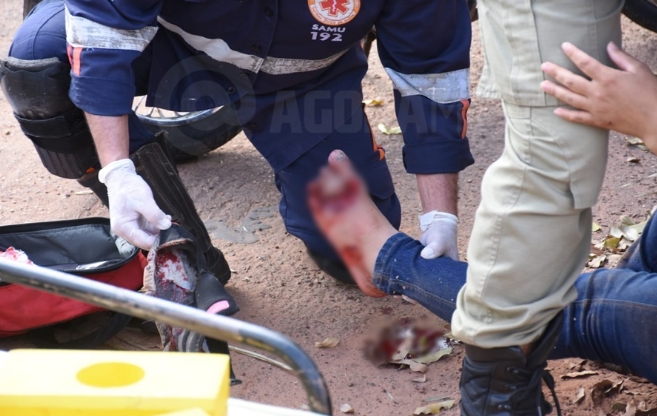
[2,1,657,415]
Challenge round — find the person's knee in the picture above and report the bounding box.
[9,0,67,62]
[0,57,98,179]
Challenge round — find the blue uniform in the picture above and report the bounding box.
[10,0,473,260]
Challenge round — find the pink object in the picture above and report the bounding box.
[0,247,33,265]
[206,301,230,315]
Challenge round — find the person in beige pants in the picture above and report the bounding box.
[452,0,624,414]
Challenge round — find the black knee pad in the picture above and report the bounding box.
[0,56,99,179]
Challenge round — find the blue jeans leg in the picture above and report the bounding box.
[553,268,657,384]
[616,211,657,272]
[372,233,466,323]
[373,232,657,384]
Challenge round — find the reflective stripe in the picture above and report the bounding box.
[158,17,264,72]
[260,51,347,75]
[158,17,345,75]
[65,7,158,52]
[385,68,470,104]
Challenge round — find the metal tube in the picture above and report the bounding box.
[0,259,331,415]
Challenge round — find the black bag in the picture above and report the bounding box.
[0,217,146,347]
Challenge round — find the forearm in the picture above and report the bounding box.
[416,173,458,216]
[85,113,130,167]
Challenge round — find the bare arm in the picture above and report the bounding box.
[86,113,170,250]
[541,42,657,153]
[84,113,130,166]
[416,173,460,260]
[416,173,458,216]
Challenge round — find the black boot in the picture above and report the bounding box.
[131,139,231,285]
[307,248,355,285]
[77,170,109,207]
[459,312,564,416]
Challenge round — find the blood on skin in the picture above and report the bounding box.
[340,245,369,281]
[319,177,360,213]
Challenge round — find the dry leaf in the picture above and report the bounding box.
[592,222,602,232]
[627,156,640,163]
[630,219,648,235]
[413,400,455,415]
[363,98,384,106]
[377,123,402,135]
[575,387,586,404]
[620,215,635,226]
[412,374,427,383]
[561,370,599,379]
[591,379,614,404]
[606,379,625,395]
[591,379,625,404]
[390,358,428,373]
[625,400,637,416]
[606,254,622,266]
[588,254,606,268]
[409,361,428,373]
[604,237,621,249]
[610,227,624,238]
[618,238,631,251]
[568,359,586,370]
[422,396,452,404]
[74,190,94,195]
[620,225,640,242]
[315,337,339,348]
[626,136,649,151]
[340,404,354,414]
[636,408,657,416]
[414,346,453,364]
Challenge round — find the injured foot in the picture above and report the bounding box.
[308,150,398,297]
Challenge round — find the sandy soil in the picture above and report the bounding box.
[2,1,657,414]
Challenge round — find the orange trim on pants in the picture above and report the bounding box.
[363,108,385,161]
[460,99,470,139]
[67,44,82,77]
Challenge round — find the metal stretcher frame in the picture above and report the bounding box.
[0,258,332,415]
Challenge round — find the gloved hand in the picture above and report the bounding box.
[99,159,171,250]
[419,211,459,260]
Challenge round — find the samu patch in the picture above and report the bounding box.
[308,0,360,26]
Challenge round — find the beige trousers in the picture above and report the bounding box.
[451,0,624,348]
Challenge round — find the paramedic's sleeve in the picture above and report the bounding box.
[376,0,474,174]
[64,0,162,116]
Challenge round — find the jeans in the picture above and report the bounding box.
[372,212,657,384]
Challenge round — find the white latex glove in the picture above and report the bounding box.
[419,211,459,260]
[99,159,171,250]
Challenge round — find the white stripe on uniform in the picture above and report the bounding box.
[385,68,470,104]
[65,7,158,52]
[157,17,264,72]
[158,18,346,75]
[260,51,347,75]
